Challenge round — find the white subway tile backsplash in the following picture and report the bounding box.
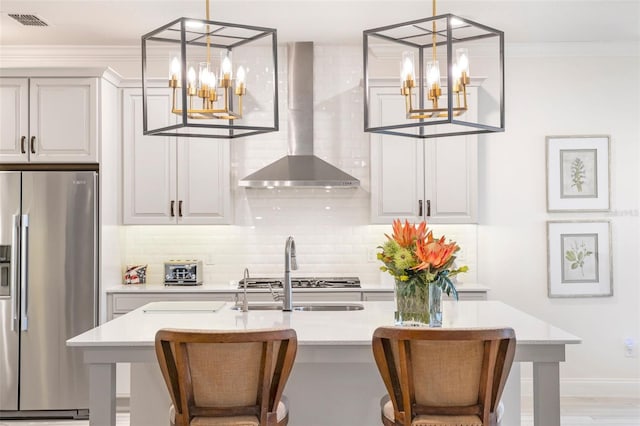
[121,45,478,288]
[123,221,477,286]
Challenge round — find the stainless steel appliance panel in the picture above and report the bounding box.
[0,172,21,410]
[19,172,96,410]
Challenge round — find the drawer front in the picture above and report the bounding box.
[293,292,361,302]
[457,292,488,301]
[362,292,393,302]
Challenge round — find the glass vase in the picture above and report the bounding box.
[394,277,429,326]
[429,283,443,327]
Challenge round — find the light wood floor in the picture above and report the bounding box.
[1,398,639,425]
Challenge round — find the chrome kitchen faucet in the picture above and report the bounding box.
[236,267,250,312]
[283,236,298,311]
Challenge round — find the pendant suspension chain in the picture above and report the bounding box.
[432,0,436,63]
[206,0,211,63]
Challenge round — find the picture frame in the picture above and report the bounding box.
[546,135,610,212]
[547,220,612,298]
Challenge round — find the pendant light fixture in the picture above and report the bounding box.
[363,0,504,138]
[141,0,278,139]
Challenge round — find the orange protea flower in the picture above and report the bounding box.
[413,231,459,271]
[385,219,427,248]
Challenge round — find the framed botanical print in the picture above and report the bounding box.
[546,135,610,211]
[547,221,613,298]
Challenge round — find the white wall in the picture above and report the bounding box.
[2,41,638,397]
[478,49,640,397]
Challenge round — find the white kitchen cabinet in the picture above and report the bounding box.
[370,86,478,223]
[122,88,231,225]
[0,77,98,163]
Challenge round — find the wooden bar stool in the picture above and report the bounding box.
[155,328,298,426]
[372,327,516,426]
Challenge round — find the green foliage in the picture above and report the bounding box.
[378,220,468,302]
[564,240,593,275]
[570,157,586,192]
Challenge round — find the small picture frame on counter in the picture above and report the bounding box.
[124,264,148,285]
[546,135,610,212]
[547,221,612,298]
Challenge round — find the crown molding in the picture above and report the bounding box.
[0,65,123,84]
[0,45,141,63]
[506,41,640,57]
[0,41,638,65]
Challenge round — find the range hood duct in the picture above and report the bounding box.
[239,42,360,188]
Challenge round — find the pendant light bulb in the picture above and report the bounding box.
[170,57,181,80]
[456,48,470,77]
[426,61,440,89]
[221,54,233,80]
[187,66,196,87]
[236,66,246,85]
[401,52,415,83]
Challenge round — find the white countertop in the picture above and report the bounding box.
[68,300,580,348]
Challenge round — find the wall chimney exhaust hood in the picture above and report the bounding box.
[239,42,360,189]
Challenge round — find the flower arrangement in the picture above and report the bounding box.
[378,219,468,300]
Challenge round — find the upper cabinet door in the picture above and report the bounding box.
[122,88,177,225]
[424,88,478,223]
[424,133,478,223]
[0,78,29,163]
[29,78,98,163]
[370,86,424,223]
[176,139,231,225]
[369,85,478,224]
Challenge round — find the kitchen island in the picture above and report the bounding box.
[68,300,580,426]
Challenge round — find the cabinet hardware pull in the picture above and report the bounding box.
[418,200,423,217]
[170,200,175,217]
[20,136,26,154]
[178,200,183,217]
[426,200,431,217]
[30,136,36,154]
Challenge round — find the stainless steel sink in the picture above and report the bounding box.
[293,304,364,311]
[231,303,364,312]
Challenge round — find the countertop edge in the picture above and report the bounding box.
[104,283,491,293]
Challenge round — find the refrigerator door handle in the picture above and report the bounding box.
[20,214,29,331]
[11,215,21,332]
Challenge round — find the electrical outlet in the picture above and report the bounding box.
[624,338,637,358]
[367,248,378,263]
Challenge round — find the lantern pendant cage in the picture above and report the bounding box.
[363,0,505,139]
[141,0,279,139]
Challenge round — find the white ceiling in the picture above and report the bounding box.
[0,0,639,46]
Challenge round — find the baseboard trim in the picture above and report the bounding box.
[521,378,640,398]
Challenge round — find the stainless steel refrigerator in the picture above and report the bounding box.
[0,170,97,419]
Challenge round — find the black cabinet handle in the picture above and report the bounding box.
[20,136,26,154]
[418,199,423,217]
[170,200,175,217]
[30,136,36,154]
[178,200,183,217]
[426,200,431,217]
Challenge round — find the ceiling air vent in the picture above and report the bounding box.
[8,14,48,26]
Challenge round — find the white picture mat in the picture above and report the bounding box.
[547,221,612,297]
[547,136,610,211]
